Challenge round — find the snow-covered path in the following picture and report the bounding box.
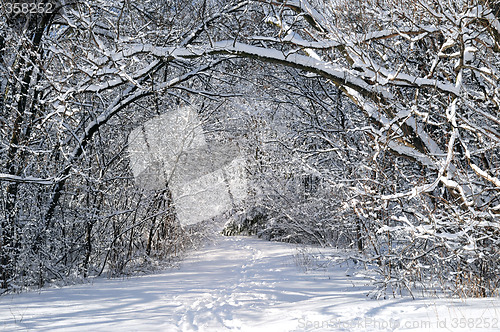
[0,236,499,331]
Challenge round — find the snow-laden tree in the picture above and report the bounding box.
[228,0,500,297]
[0,0,246,292]
[171,0,499,297]
[1,0,499,297]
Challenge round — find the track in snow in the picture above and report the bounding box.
[0,236,499,331]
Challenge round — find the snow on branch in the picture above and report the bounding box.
[0,174,64,185]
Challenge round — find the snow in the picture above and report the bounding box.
[0,173,60,185]
[0,236,498,332]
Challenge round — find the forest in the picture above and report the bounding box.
[0,0,499,298]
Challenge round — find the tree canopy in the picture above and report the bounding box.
[1,0,499,297]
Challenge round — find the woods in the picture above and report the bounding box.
[1,0,499,297]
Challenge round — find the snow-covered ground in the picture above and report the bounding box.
[0,235,498,331]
